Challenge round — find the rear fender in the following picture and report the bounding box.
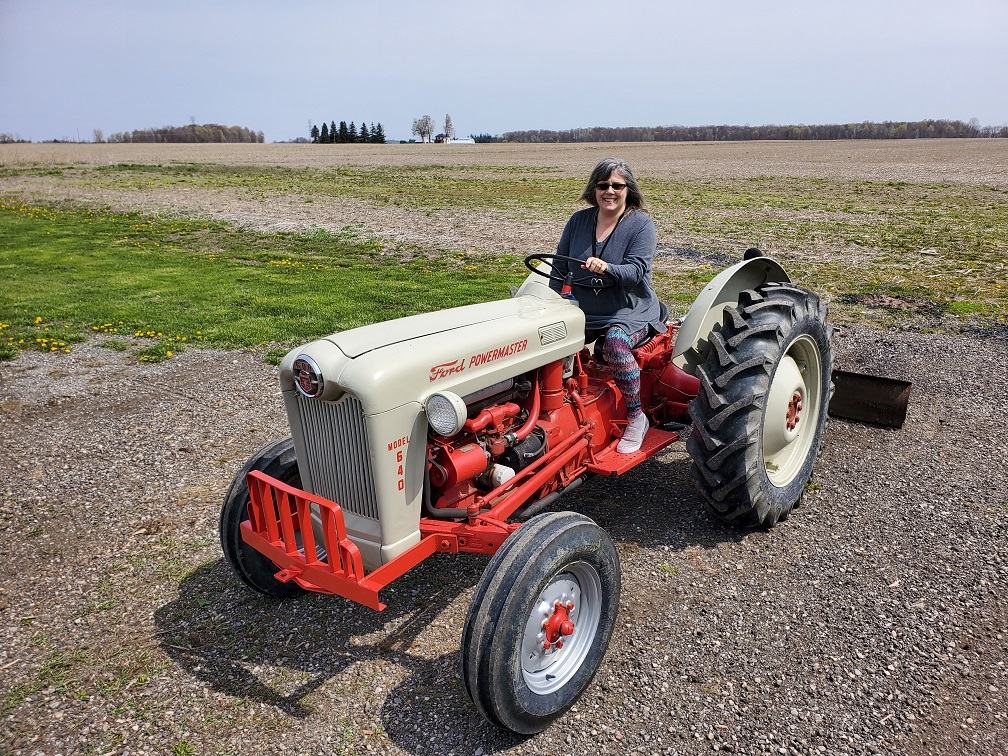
[672,257,790,373]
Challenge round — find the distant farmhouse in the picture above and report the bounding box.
[434,134,475,144]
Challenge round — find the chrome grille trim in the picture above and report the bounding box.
[295,394,379,520]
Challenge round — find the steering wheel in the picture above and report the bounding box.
[523,253,617,290]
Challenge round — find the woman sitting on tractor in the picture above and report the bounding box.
[550,157,665,454]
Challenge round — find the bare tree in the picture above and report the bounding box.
[92,128,105,143]
[444,114,454,141]
[412,115,435,143]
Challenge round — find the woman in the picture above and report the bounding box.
[551,157,665,453]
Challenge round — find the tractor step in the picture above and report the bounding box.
[586,427,682,476]
[828,369,912,428]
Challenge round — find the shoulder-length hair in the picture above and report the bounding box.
[579,157,648,213]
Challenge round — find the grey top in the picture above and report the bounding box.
[550,207,664,335]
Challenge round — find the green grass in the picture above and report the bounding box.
[1,158,1005,344]
[0,197,523,361]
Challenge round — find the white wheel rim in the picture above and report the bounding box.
[762,334,822,487]
[520,562,602,695]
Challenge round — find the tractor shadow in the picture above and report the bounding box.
[153,453,738,753]
[155,553,526,752]
[572,452,746,553]
[153,553,477,715]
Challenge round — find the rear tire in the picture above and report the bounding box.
[461,511,621,734]
[687,283,833,527]
[219,436,304,597]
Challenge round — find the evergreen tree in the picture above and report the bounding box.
[348,121,357,143]
[330,121,337,144]
[338,121,349,143]
[320,122,329,143]
[373,123,385,144]
[311,124,320,143]
[359,121,370,142]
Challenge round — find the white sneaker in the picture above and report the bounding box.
[617,413,649,454]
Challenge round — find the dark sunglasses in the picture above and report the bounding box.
[595,181,627,191]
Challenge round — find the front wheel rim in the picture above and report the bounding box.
[762,334,823,487]
[520,562,602,695]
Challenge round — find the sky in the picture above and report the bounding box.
[1,0,1006,143]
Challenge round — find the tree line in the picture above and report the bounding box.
[311,120,386,143]
[105,124,264,143]
[499,119,1008,143]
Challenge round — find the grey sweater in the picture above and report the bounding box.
[550,207,664,335]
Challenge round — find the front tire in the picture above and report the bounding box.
[461,512,621,734]
[219,436,304,597]
[687,283,833,527]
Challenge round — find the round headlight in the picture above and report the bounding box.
[425,391,467,437]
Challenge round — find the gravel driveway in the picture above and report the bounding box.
[1,320,1005,756]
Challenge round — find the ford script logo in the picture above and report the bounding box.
[292,355,323,398]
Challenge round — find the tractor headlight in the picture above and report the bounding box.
[425,391,468,437]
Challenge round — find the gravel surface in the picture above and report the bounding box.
[2,322,1006,756]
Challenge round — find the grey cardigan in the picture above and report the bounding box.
[550,207,664,336]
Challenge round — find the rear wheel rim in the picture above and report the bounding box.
[763,334,822,487]
[520,562,602,695]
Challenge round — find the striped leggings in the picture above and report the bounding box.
[597,326,649,420]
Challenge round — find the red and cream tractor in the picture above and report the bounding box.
[219,253,833,734]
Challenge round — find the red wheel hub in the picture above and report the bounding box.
[786,391,803,431]
[542,601,575,650]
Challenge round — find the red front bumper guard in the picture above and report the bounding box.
[241,470,444,611]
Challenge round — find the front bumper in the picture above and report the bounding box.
[241,470,439,610]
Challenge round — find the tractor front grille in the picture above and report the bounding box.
[295,393,379,520]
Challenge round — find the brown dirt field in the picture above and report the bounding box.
[3,138,1007,187]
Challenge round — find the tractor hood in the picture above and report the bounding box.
[327,298,538,359]
[279,289,586,415]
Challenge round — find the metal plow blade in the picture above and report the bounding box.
[828,369,913,428]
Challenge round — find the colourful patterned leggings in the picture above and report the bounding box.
[596,325,649,420]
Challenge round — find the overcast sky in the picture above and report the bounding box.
[2,0,1006,143]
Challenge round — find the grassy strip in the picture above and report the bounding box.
[0,197,523,361]
[2,159,1005,340]
[8,161,1004,309]
[8,160,1003,261]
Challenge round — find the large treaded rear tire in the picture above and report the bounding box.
[219,436,304,598]
[461,511,621,734]
[687,283,833,527]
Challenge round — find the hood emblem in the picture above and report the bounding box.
[292,355,324,398]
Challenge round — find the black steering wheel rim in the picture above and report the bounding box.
[523,253,617,290]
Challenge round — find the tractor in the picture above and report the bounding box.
[219,252,833,734]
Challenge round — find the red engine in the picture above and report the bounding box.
[422,325,700,527]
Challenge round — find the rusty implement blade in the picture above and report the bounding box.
[828,369,912,428]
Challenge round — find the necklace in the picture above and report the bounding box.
[593,207,629,260]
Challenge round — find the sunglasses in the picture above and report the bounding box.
[595,181,627,191]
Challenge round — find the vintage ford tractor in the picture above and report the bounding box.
[219,253,833,734]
